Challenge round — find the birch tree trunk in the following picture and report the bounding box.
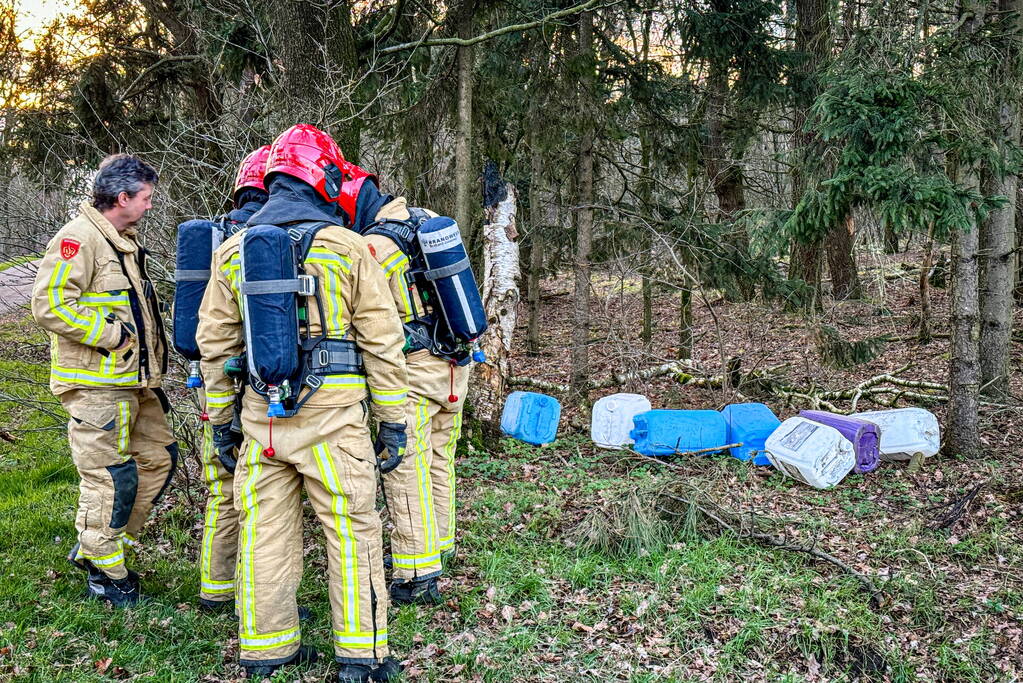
[471,184,520,428]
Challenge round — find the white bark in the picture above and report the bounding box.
[472,184,520,426]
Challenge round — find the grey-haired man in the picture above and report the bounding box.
[31,154,177,606]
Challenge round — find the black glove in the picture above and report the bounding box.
[374,422,406,474]
[212,422,242,474]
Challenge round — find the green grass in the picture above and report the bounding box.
[0,253,40,273]
[0,341,1017,681]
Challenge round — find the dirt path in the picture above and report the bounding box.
[0,260,39,315]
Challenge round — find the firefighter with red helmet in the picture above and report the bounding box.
[196,125,407,682]
[195,145,271,610]
[339,169,473,605]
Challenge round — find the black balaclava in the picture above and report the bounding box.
[229,188,269,224]
[351,179,394,234]
[248,174,347,228]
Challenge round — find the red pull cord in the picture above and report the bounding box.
[264,417,276,458]
[448,361,458,403]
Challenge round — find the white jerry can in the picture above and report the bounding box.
[764,417,856,489]
[590,393,652,449]
[853,408,940,461]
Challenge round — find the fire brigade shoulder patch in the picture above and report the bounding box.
[367,243,377,258]
[60,239,81,260]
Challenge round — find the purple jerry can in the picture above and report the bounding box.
[798,410,880,474]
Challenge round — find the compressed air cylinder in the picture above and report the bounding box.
[416,216,488,345]
[240,225,300,391]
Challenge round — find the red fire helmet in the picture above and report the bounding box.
[338,162,378,227]
[232,144,271,201]
[265,124,346,204]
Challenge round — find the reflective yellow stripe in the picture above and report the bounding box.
[200,422,232,597]
[413,398,437,556]
[333,630,388,648]
[306,248,352,272]
[440,411,462,550]
[51,365,137,386]
[239,440,263,637]
[370,387,407,406]
[312,443,360,636]
[205,390,234,409]
[392,550,442,569]
[116,401,130,458]
[239,626,301,650]
[380,251,408,276]
[48,261,105,344]
[80,291,130,306]
[321,374,367,389]
[85,543,125,568]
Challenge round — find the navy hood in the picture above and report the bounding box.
[351,179,394,234]
[228,189,268,224]
[248,174,346,228]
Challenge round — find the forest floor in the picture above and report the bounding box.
[0,244,1021,682]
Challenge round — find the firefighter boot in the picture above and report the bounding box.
[389,577,442,606]
[242,646,318,679]
[337,657,402,683]
[70,543,141,607]
[371,657,403,681]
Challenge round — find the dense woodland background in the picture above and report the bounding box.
[0,1,1021,680]
[0,0,1020,449]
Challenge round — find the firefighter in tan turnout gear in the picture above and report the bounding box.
[196,124,408,682]
[339,167,478,605]
[171,145,271,609]
[31,154,176,607]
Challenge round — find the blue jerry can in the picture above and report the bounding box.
[501,391,561,445]
[720,403,781,465]
[629,410,728,456]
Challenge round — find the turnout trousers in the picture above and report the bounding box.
[383,351,470,581]
[198,412,239,603]
[61,387,177,580]
[234,398,389,667]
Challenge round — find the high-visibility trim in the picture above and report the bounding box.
[85,546,125,568]
[413,398,437,556]
[392,550,442,569]
[205,390,235,409]
[333,630,388,648]
[369,386,407,406]
[200,422,233,598]
[116,401,130,458]
[221,255,242,303]
[440,410,462,550]
[380,251,408,276]
[51,365,138,386]
[202,580,235,594]
[239,626,301,650]
[120,532,137,547]
[321,374,367,389]
[312,443,359,638]
[380,252,416,322]
[314,261,345,337]
[239,439,263,636]
[47,261,97,340]
[306,248,352,272]
[79,291,130,306]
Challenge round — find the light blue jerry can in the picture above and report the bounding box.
[629,410,728,456]
[720,403,781,465]
[501,391,561,445]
